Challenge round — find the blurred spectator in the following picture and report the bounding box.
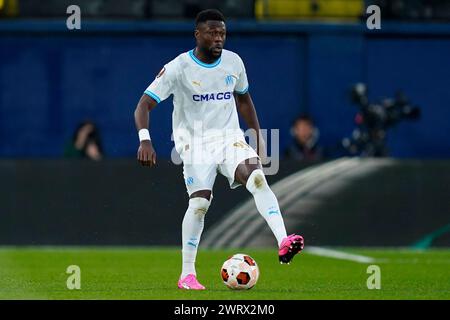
[64,120,103,161]
[285,114,323,162]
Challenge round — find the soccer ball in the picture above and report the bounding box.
[220,253,259,290]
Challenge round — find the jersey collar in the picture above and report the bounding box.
[188,49,221,68]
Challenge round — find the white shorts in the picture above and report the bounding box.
[179,134,260,196]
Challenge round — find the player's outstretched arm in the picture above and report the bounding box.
[236,92,266,160]
[134,94,158,167]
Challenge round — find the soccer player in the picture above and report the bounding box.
[134,9,304,290]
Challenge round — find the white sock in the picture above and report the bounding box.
[246,169,287,247]
[181,197,210,279]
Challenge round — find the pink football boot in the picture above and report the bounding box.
[279,234,305,264]
[177,274,206,290]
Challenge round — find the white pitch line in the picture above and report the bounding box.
[306,246,376,264]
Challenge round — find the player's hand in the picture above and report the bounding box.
[137,140,156,167]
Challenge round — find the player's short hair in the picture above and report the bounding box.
[195,9,225,27]
[293,114,314,126]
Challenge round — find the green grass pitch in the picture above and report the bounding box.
[0,247,449,299]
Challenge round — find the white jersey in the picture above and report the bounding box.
[144,49,249,153]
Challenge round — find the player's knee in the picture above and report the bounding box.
[188,197,211,216]
[245,169,269,194]
[190,189,212,200]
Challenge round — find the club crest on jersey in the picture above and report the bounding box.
[156,67,165,78]
[193,92,232,102]
[186,177,194,185]
[225,75,234,86]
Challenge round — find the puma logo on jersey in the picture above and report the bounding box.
[192,80,201,87]
[193,92,233,102]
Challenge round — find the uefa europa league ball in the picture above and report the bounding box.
[220,253,260,290]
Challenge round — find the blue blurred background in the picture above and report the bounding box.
[1,1,450,249]
[1,0,449,160]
